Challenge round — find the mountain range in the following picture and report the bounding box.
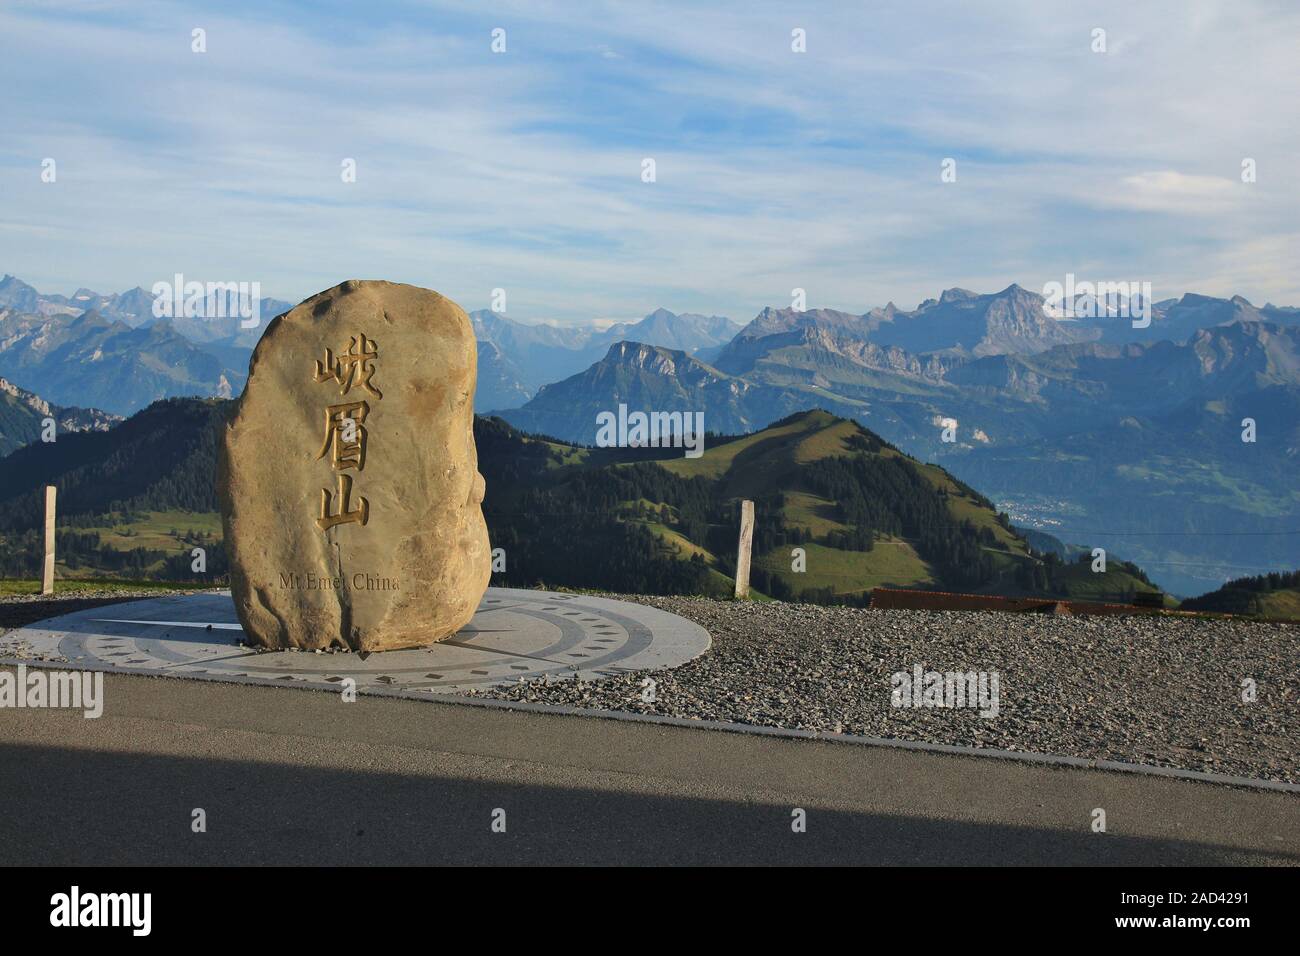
[0,308,247,417]
[0,275,740,415]
[0,376,120,456]
[471,306,741,407]
[0,273,294,337]
[495,287,1300,596]
[3,272,1297,595]
[0,275,298,416]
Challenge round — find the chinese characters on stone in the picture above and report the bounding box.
[313,334,383,530]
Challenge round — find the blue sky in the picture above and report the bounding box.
[2,0,1298,325]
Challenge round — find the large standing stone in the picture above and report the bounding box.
[218,280,490,652]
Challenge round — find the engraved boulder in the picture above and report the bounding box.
[218,279,490,651]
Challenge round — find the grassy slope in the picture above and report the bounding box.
[0,509,223,580]
[1049,561,1167,604]
[662,410,1001,599]
[754,538,934,596]
[90,509,222,551]
[782,491,848,538]
[1256,590,1300,618]
[1183,584,1300,619]
[656,415,821,481]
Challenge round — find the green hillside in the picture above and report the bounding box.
[651,409,1156,603]
[0,398,231,580]
[0,397,226,526]
[1181,570,1300,619]
[474,408,1157,604]
[1048,559,1167,605]
[0,398,1159,605]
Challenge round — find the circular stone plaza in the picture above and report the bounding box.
[0,588,711,696]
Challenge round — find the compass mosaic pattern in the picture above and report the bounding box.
[0,588,710,695]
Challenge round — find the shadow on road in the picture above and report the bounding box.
[2,742,1294,865]
[0,596,147,632]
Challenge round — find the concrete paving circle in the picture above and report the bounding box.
[0,588,710,694]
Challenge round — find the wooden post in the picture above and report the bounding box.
[734,499,754,599]
[41,485,56,596]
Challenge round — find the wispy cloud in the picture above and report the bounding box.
[1,0,1297,323]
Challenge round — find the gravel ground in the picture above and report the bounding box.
[5,587,1296,785]
[476,595,1300,786]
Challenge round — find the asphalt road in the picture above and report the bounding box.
[1,668,1297,865]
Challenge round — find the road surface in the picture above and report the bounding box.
[1,668,1296,865]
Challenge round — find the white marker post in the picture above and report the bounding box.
[42,485,56,595]
[734,499,754,600]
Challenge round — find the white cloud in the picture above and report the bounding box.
[0,0,1297,321]
[1108,171,1241,214]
